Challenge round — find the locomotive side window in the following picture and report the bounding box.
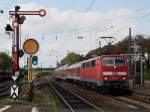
[115,57,125,66]
[86,62,91,68]
[103,57,114,66]
[91,60,95,67]
[82,63,85,68]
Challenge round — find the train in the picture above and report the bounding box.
[54,55,129,93]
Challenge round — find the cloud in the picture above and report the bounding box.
[20,2,136,34]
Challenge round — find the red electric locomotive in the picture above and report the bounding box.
[54,55,129,92]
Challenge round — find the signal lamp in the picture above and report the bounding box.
[19,49,24,57]
[32,56,38,65]
[5,24,13,31]
[19,15,26,24]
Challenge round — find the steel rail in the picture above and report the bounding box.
[51,83,75,112]
[0,80,12,98]
[108,95,150,109]
[52,82,104,112]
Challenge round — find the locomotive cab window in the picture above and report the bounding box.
[115,57,125,66]
[103,57,114,66]
[103,57,125,66]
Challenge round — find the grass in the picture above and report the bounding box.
[0,98,15,105]
[48,101,62,112]
[31,75,62,112]
[32,70,52,78]
[32,87,62,112]
[48,86,63,112]
[0,98,28,105]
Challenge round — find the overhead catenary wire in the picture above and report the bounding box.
[58,0,96,54]
[135,11,150,22]
[66,4,150,56]
[12,2,150,40]
[70,0,96,33]
[69,2,150,38]
[111,7,150,37]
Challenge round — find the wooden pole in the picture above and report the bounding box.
[28,55,32,81]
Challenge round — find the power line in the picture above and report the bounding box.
[70,0,96,33]
[136,3,150,12]
[135,11,150,22]
[111,9,150,37]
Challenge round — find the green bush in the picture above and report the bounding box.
[36,71,51,77]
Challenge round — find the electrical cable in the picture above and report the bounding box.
[110,11,150,37]
[110,6,150,37]
[70,0,96,33]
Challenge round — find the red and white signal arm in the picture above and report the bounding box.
[39,9,46,17]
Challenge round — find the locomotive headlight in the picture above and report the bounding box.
[123,77,126,80]
[103,72,112,75]
[117,72,126,75]
[104,77,108,80]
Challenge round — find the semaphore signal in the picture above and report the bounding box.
[9,6,46,76]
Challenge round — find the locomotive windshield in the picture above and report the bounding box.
[103,57,125,66]
[115,57,125,66]
[103,57,114,66]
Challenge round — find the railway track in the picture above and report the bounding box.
[56,81,150,111]
[0,80,12,98]
[105,93,150,109]
[51,82,104,112]
[131,91,150,103]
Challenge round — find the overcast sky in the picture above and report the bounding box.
[0,0,150,67]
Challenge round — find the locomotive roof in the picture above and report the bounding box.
[81,56,100,63]
[55,64,68,70]
[56,55,126,70]
[67,62,82,69]
[67,56,100,69]
[67,55,126,68]
[80,54,123,64]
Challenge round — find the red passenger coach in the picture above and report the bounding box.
[54,64,68,80]
[54,55,129,92]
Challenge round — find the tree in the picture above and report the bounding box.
[134,34,146,54]
[59,34,150,70]
[85,47,102,59]
[101,44,116,54]
[145,37,150,69]
[85,44,116,59]
[115,37,129,54]
[60,52,84,66]
[0,52,12,71]
[133,35,150,69]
